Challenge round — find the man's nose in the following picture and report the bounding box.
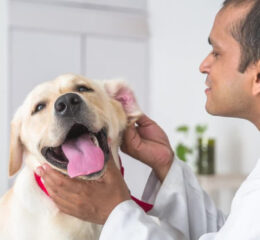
[199,53,211,74]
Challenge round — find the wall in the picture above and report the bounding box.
[0,0,9,197]
[148,0,260,175]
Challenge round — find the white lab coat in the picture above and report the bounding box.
[100,158,260,240]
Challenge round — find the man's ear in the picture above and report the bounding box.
[9,109,23,177]
[252,61,260,96]
[104,79,142,125]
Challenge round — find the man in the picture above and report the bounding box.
[36,0,260,239]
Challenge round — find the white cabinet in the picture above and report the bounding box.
[10,30,82,113]
[85,37,149,110]
[9,0,149,113]
[10,1,148,38]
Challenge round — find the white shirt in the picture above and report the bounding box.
[100,158,260,240]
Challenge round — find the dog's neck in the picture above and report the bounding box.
[34,159,153,213]
[13,166,59,215]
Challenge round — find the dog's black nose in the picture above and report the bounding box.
[55,93,82,117]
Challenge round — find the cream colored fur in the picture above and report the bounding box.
[0,74,141,240]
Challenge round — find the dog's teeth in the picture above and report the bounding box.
[90,135,99,147]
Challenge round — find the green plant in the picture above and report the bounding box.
[175,124,207,162]
[195,125,208,137]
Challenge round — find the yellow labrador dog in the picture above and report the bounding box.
[0,74,141,240]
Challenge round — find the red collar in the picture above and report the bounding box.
[118,160,153,212]
[34,159,153,213]
[34,172,49,196]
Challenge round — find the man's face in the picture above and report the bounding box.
[200,5,254,118]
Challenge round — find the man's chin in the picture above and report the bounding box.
[205,103,221,116]
[205,103,214,115]
[205,104,236,118]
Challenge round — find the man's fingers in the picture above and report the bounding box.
[136,114,155,127]
[49,190,87,221]
[121,123,141,154]
[99,155,121,182]
[37,164,87,195]
[38,164,67,187]
[122,123,136,139]
[48,187,77,210]
[106,156,121,174]
[37,163,64,179]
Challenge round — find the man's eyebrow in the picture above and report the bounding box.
[208,37,221,49]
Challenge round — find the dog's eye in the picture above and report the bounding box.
[33,103,46,115]
[76,85,94,93]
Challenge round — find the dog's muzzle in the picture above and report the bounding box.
[41,93,109,178]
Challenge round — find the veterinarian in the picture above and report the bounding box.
[37,0,260,239]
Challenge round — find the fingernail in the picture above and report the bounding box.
[42,164,48,171]
[35,168,42,176]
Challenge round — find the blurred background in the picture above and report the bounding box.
[1,0,260,214]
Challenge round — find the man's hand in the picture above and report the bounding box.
[121,114,174,182]
[36,155,131,225]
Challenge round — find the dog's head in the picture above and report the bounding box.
[9,74,141,179]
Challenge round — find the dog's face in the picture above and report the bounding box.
[9,74,141,179]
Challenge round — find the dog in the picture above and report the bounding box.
[0,74,142,240]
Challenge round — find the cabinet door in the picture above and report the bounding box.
[10,30,81,114]
[85,37,150,198]
[85,37,149,110]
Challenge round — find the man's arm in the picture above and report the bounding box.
[99,157,225,240]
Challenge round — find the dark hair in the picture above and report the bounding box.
[222,0,260,72]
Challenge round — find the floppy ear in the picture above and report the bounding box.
[9,110,23,177]
[104,79,142,124]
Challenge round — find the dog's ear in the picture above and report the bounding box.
[104,79,142,124]
[9,109,23,177]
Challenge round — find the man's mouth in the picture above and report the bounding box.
[205,87,211,94]
[41,124,109,178]
[205,78,212,93]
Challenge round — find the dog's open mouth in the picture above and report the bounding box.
[41,124,109,178]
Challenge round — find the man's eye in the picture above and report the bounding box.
[212,51,219,58]
[32,103,46,115]
[76,85,94,92]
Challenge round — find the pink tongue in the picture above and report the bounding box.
[61,134,104,178]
